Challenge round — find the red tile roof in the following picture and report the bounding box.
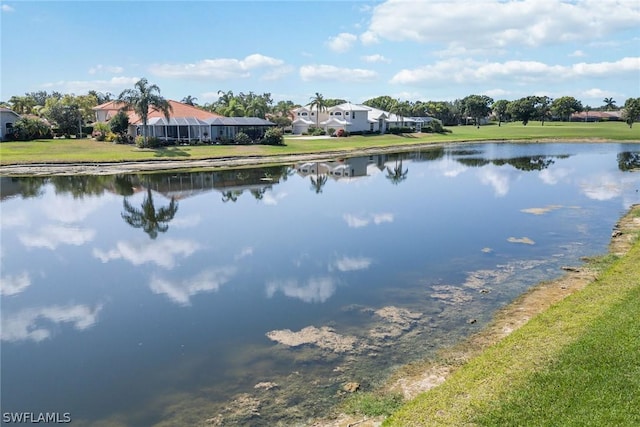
[94,100,223,124]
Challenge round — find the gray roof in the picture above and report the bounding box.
[144,116,275,126]
[206,117,275,126]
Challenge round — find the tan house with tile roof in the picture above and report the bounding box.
[93,100,275,142]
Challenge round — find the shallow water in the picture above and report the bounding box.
[1,142,639,425]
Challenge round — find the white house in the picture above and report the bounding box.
[0,108,20,141]
[291,102,434,135]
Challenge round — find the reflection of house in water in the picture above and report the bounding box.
[295,155,391,180]
[136,168,288,201]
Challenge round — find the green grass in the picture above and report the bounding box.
[384,208,640,426]
[342,392,405,417]
[1,121,638,165]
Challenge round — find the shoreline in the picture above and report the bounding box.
[1,138,638,176]
[310,204,640,427]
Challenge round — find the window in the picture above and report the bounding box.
[335,112,342,116]
[352,112,355,119]
[301,112,308,116]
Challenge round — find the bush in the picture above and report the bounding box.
[261,127,284,145]
[135,136,162,148]
[233,132,252,145]
[389,126,414,134]
[9,117,53,141]
[92,122,110,141]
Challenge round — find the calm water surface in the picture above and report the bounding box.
[1,142,639,425]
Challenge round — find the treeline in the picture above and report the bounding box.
[3,88,639,142]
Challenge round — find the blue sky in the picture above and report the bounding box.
[1,0,639,107]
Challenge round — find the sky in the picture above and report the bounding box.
[1,0,639,108]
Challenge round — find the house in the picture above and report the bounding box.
[570,111,622,122]
[0,107,20,141]
[93,100,275,143]
[291,102,434,135]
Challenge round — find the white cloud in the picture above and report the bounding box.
[361,54,390,63]
[235,246,254,260]
[581,88,620,100]
[326,32,358,53]
[1,303,103,342]
[1,4,14,12]
[478,168,512,197]
[19,226,96,250]
[41,76,139,94]
[149,268,236,306]
[88,64,124,75]
[0,272,30,296]
[44,195,112,224]
[170,214,202,229]
[343,214,370,228]
[539,168,572,185]
[266,277,336,303]
[580,174,623,201]
[365,0,640,49]
[360,31,379,45]
[390,57,640,85]
[0,210,29,228]
[330,256,372,272]
[300,65,378,83]
[93,238,199,269]
[261,65,294,81]
[262,191,287,206]
[484,88,511,98]
[343,212,394,228]
[570,50,586,58]
[150,54,285,79]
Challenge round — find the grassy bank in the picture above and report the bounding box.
[384,206,640,426]
[1,121,638,166]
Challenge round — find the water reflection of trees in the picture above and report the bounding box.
[454,155,566,171]
[386,159,409,185]
[121,189,178,239]
[617,152,640,172]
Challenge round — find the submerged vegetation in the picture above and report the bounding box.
[384,205,640,426]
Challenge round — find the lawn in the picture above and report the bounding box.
[384,207,640,426]
[1,121,638,166]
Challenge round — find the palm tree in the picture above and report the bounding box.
[386,159,408,185]
[181,95,198,106]
[603,97,617,111]
[308,92,327,128]
[121,188,178,239]
[117,78,172,146]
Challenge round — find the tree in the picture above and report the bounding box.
[117,78,172,147]
[122,188,178,239]
[109,110,130,139]
[390,99,412,128]
[551,96,583,122]
[602,97,617,111]
[536,96,552,126]
[492,100,510,126]
[462,95,493,128]
[181,95,198,106]
[622,98,640,129]
[45,100,83,138]
[8,95,36,114]
[223,98,246,117]
[507,97,538,126]
[308,92,327,128]
[363,95,397,112]
[583,105,592,122]
[10,117,53,140]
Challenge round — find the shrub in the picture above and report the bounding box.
[135,136,162,148]
[261,127,284,145]
[92,122,110,141]
[233,132,251,145]
[10,117,53,141]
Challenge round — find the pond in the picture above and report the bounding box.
[1,142,640,426]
